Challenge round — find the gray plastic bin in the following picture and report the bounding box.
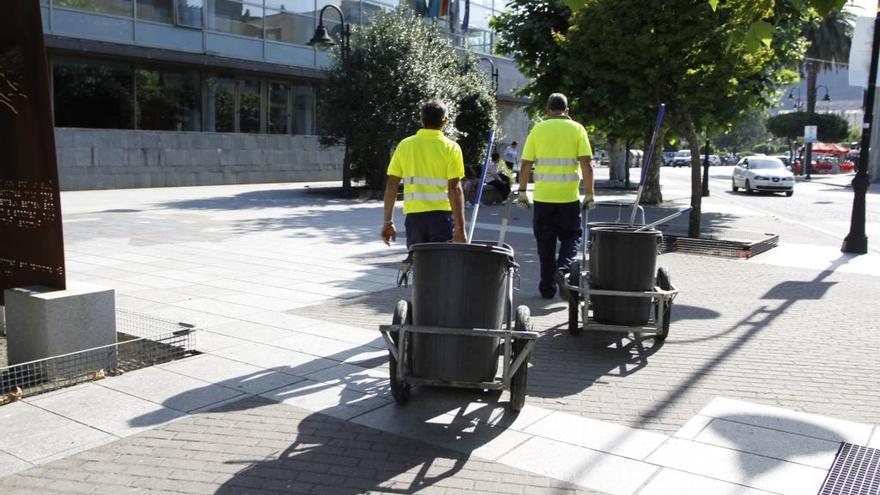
[410,242,515,382]
[589,226,660,326]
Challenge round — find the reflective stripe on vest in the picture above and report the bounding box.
[404,192,448,202]
[404,176,448,187]
[535,158,578,167]
[534,173,580,182]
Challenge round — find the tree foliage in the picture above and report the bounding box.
[712,108,771,153]
[319,7,496,190]
[766,111,850,142]
[494,0,806,237]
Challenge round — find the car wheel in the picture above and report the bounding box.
[745,179,753,194]
[731,179,739,192]
[785,190,793,197]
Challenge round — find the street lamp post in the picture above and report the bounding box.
[788,87,803,111]
[702,140,711,197]
[804,87,831,181]
[842,6,879,254]
[478,56,499,94]
[308,4,353,193]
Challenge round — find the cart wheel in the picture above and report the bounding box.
[510,306,531,412]
[389,300,412,403]
[654,268,672,341]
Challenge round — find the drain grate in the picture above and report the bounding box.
[819,443,880,495]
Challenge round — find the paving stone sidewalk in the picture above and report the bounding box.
[0,396,602,495]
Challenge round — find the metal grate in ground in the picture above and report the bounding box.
[0,309,196,402]
[819,443,880,495]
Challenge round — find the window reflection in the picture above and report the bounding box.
[268,81,290,135]
[264,9,314,45]
[238,79,262,133]
[177,0,204,27]
[53,57,134,129]
[205,76,235,132]
[208,0,264,38]
[55,0,133,17]
[137,0,174,24]
[292,85,314,135]
[136,68,201,131]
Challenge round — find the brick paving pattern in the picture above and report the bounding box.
[0,396,605,495]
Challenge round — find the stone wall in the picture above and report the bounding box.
[55,128,343,190]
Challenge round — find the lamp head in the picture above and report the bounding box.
[308,25,335,48]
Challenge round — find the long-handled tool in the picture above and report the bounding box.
[497,194,516,246]
[467,129,497,244]
[635,206,693,232]
[629,104,666,226]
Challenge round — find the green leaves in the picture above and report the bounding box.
[563,0,587,12]
[708,0,718,11]
[746,20,774,51]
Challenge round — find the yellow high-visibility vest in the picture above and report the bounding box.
[387,129,465,214]
[521,117,592,203]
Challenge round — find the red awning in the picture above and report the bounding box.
[811,142,850,154]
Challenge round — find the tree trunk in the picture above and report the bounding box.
[684,115,702,239]
[641,126,666,204]
[806,61,818,115]
[608,138,620,181]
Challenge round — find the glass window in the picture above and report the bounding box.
[466,29,492,54]
[177,0,204,27]
[268,82,290,135]
[52,57,134,129]
[265,0,317,14]
[208,0,264,38]
[205,76,235,132]
[136,68,201,131]
[55,0,133,17]
[264,9,314,45]
[292,85,315,135]
[239,79,262,133]
[137,0,173,23]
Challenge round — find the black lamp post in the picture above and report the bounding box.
[309,4,353,192]
[788,87,803,110]
[804,86,832,181]
[842,5,879,254]
[702,140,711,197]
[478,56,499,94]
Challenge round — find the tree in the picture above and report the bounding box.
[766,111,850,142]
[319,7,496,190]
[712,108,771,153]
[496,0,806,237]
[803,10,852,115]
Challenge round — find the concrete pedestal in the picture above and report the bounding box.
[4,283,116,367]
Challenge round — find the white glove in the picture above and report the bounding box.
[514,190,531,209]
[582,192,596,211]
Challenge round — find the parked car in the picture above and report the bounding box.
[771,155,791,169]
[661,151,676,166]
[671,150,691,167]
[732,156,794,196]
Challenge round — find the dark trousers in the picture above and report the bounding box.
[405,211,454,249]
[488,175,511,198]
[533,201,582,297]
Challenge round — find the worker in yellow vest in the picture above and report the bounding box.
[382,99,467,248]
[514,93,595,299]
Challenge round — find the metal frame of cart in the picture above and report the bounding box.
[378,263,538,411]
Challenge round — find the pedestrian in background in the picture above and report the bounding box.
[514,93,595,299]
[382,99,466,248]
[503,141,520,181]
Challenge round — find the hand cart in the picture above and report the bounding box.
[562,205,687,341]
[379,201,538,412]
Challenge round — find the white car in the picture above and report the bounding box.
[731,156,795,196]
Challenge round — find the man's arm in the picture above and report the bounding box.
[579,156,594,195]
[518,160,533,191]
[448,178,466,243]
[382,175,401,246]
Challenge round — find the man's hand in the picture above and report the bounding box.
[582,192,596,211]
[453,226,466,243]
[381,222,396,246]
[514,190,531,209]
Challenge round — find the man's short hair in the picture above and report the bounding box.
[421,99,448,128]
[491,152,500,161]
[547,93,568,112]
[511,141,518,146]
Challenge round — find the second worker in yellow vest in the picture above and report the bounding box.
[514,93,596,299]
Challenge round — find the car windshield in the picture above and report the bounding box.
[676,151,690,156]
[749,159,784,170]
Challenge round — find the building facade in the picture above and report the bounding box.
[38,0,531,190]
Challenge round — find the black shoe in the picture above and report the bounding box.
[555,269,571,302]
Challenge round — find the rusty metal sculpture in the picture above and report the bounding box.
[0,0,66,305]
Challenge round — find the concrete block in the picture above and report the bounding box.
[144,148,161,166]
[5,282,117,367]
[140,132,160,148]
[98,366,245,413]
[200,148,221,167]
[96,147,125,167]
[73,131,96,147]
[74,147,93,167]
[161,354,304,395]
[54,129,74,147]
[639,469,775,495]
[0,451,31,478]
[260,379,391,421]
[126,148,146,167]
[524,411,668,460]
